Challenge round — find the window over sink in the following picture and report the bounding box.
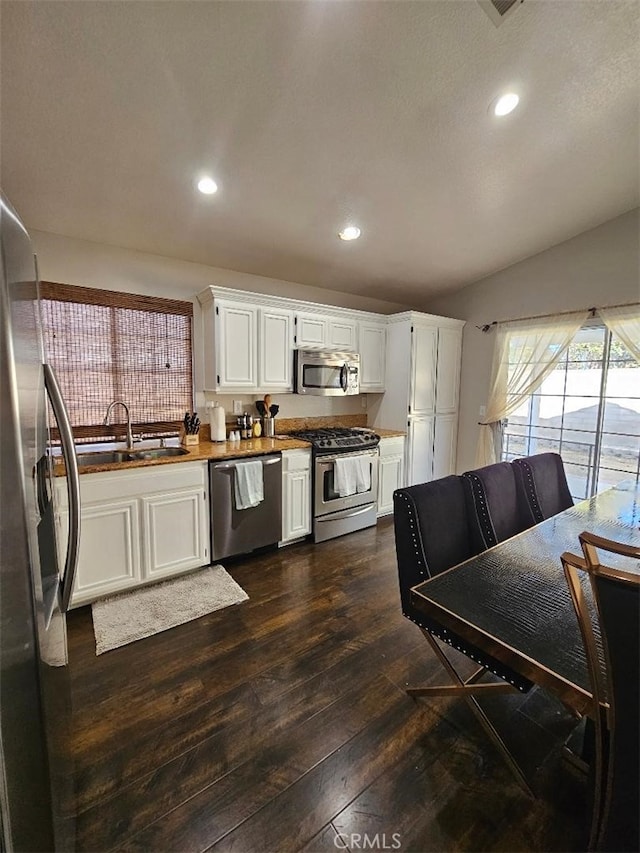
[40,282,193,442]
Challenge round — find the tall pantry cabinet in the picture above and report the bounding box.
[372,313,464,486]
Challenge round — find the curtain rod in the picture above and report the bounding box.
[475,300,639,333]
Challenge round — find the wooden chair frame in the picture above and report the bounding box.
[561,530,640,852]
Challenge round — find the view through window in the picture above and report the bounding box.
[502,325,640,499]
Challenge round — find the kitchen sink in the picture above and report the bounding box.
[75,446,190,467]
[127,447,190,461]
[75,450,134,467]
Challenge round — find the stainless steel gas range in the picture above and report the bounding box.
[288,427,380,542]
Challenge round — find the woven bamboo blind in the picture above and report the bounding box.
[40,282,193,441]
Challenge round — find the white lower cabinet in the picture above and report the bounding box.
[433,413,458,480]
[406,416,435,486]
[56,462,210,607]
[281,449,312,543]
[59,497,142,603]
[141,488,209,581]
[377,435,405,517]
[404,413,456,486]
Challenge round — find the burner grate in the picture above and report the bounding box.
[289,427,380,454]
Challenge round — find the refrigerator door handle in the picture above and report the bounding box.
[44,363,80,612]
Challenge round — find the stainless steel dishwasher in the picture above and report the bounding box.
[209,454,282,560]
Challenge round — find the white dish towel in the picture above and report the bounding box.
[334,457,358,497]
[234,460,264,509]
[334,456,371,497]
[354,457,371,493]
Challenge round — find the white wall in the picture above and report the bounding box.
[31,229,409,423]
[425,208,640,472]
[31,230,409,313]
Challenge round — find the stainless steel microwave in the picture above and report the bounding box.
[294,349,360,395]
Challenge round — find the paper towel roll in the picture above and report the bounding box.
[210,403,226,442]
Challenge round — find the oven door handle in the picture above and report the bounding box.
[317,451,378,466]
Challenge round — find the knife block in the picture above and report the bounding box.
[180,428,200,447]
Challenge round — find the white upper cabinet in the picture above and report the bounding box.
[327,318,358,351]
[296,313,327,349]
[409,324,438,415]
[259,307,294,390]
[435,327,462,414]
[359,322,386,392]
[197,288,462,406]
[295,312,357,351]
[215,301,258,390]
[199,290,294,392]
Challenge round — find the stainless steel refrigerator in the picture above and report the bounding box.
[0,192,80,850]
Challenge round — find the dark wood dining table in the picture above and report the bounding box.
[410,483,640,716]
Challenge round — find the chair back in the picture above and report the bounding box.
[513,452,573,527]
[393,476,473,622]
[562,532,640,852]
[462,461,525,551]
[394,475,533,693]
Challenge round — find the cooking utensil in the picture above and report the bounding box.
[255,400,267,416]
[263,394,272,416]
[269,404,279,418]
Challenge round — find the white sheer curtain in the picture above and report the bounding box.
[476,311,589,467]
[598,304,640,364]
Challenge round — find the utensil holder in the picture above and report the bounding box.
[261,417,275,437]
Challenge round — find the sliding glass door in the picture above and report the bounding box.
[502,324,639,500]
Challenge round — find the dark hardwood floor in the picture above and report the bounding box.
[66,518,589,852]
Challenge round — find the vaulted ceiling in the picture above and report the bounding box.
[1,0,638,304]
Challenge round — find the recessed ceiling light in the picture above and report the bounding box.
[338,225,361,241]
[197,176,218,195]
[493,92,519,117]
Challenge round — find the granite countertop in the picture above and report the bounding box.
[374,428,406,438]
[54,436,311,476]
[54,422,405,476]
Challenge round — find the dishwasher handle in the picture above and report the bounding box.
[213,456,280,471]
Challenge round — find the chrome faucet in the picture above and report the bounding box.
[103,401,135,448]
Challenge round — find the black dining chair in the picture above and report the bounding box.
[394,477,534,794]
[461,461,526,551]
[562,531,640,852]
[513,452,573,527]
